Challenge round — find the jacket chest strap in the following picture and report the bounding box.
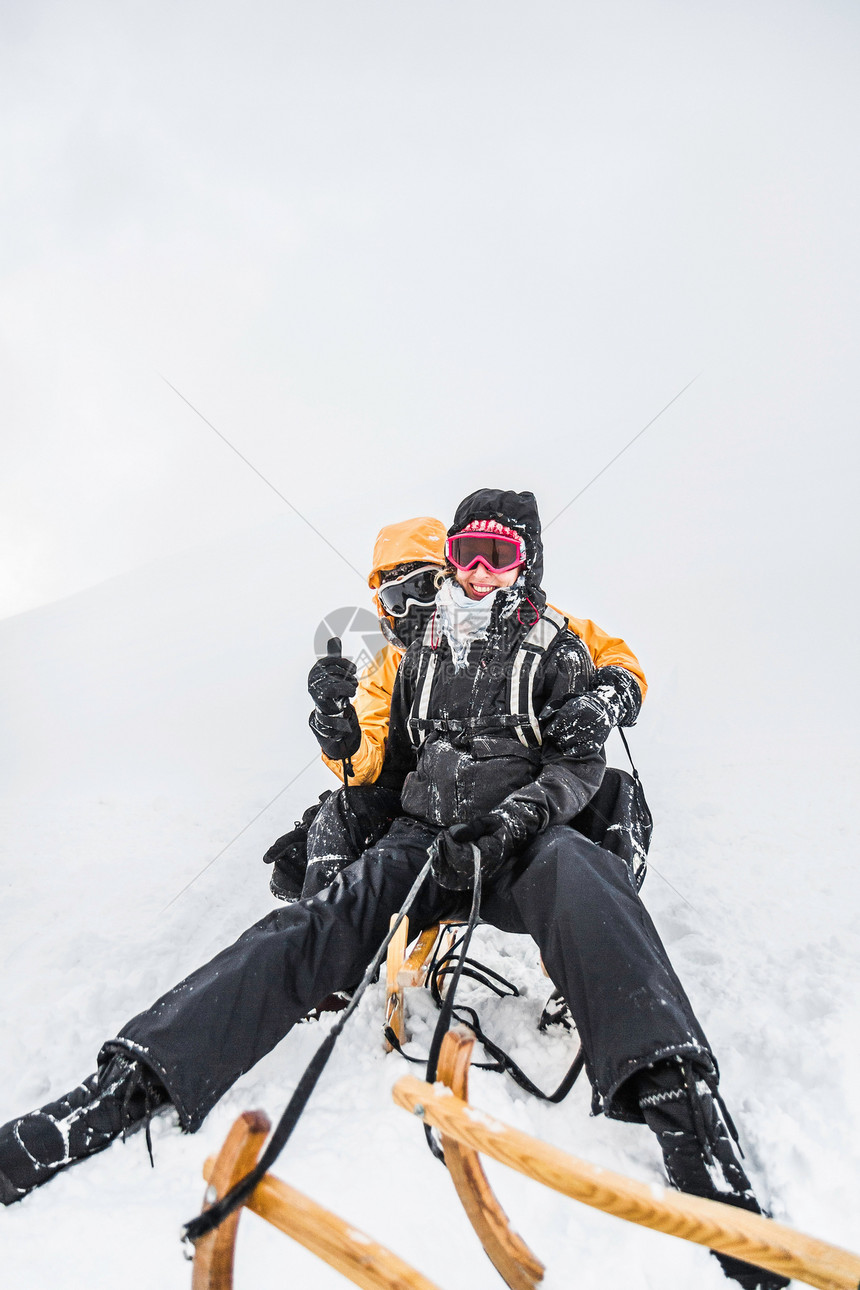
[406,620,440,749]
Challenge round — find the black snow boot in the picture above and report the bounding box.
[636,1058,790,1290]
[0,1054,168,1205]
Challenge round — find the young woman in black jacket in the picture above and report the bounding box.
[0,489,785,1290]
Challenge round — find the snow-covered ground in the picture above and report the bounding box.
[1,523,858,1289]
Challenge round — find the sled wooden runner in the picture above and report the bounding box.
[436,1027,545,1290]
[395,1034,860,1290]
[192,1109,443,1290]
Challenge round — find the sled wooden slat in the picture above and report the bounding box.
[239,1170,443,1290]
[384,913,410,1050]
[394,1074,860,1290]
[437,1028,545,1290]
[384,920,461,1051]
[194,1111,444,1290]
[399,924,443,988]
[192,1109,270,1290]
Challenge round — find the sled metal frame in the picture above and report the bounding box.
[394,1029,860,1290]
[191,1110,443,1290]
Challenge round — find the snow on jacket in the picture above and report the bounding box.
[321,514,648,786]
[377,487,606,831]
[385,594,606,829]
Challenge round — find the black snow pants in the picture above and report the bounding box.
[303,784,401,897]
[101,820,714,1133]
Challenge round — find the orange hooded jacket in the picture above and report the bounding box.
[321,517,647,785]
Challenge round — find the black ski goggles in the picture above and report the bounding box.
[377,565,440,618]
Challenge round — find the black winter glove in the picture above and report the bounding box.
[308,650,359,715]
[430,812,526,892]
[308,706,362,760]
[542,665,642,757]
[308,638,362,760]
[543,692,614,757]
[263,792,331,869]
[263,792,332,900]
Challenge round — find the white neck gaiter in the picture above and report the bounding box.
[435,578,499,670]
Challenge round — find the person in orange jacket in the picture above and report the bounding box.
[265,515,647,899]
[265,517,448,898]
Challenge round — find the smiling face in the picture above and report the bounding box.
[455,561,522,600]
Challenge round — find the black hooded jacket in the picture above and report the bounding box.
[379,489,605,835]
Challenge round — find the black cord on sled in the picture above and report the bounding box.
[383,1006,584,1103]
[446,1004,585,1102]
[429,932,520,1004]
[421,845,483,1162]
[183,853,435,1244]
[384,931,585,1106]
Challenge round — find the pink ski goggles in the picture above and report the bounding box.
[445,530,526,574]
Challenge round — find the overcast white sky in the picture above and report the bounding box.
[1,0,858,630]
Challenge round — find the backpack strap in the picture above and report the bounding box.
[406,616,440,750]
[407,605,568,751]
[618,727,641,780]
[509,606,568,748]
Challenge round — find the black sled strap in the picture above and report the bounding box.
[422,843,483,1162]
[183,853,434,1242]
[618,727,640,779]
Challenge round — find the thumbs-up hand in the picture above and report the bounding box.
[308,637,359,715]
[307,637,362,761]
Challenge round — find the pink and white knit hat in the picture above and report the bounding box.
[460,518,519,540]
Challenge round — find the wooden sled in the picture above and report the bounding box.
[191,1110,443,1290]
[394,1028,860,1290]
